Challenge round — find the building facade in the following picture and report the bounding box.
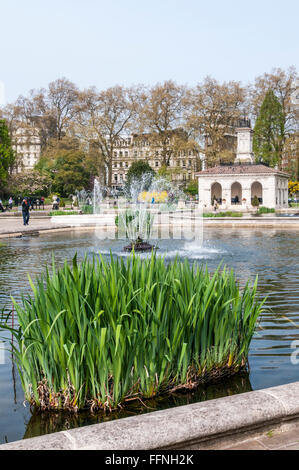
[111,134,201,189]
[197,126,289,210]
[12,124,41,173]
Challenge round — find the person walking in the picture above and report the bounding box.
[8,197,13,210]
[22,197,30,226]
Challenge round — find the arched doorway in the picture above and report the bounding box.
[231,182,242,205]
[251,182,263,205]
[211,182,222,205]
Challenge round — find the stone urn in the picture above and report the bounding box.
[177,199,186,209]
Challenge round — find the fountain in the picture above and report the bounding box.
[118,173,187,252]
[75,178,106,215]
[72,173,189,252]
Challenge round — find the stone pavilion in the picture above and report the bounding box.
[196,122,289,211]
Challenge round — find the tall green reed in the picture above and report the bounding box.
[0,253,265,412]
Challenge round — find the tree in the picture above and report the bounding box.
[0,120,15,192]
[185,77,246,166]
[253,90,285,167]
[7,170,51,197]
[125,160,155,191]
[2,78,79,150]
[74,86,139,187]
[249,67,298,135]
[183,180,198,197]
[283,134,299,180]
[252,195,260,208]
[46,78,79,141]
[138,81,189,166]
[36,137,98,197]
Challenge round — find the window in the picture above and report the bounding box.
[155,161,159,167]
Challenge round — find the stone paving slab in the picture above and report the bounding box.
[0,217,71,236]
[225,427,299,450]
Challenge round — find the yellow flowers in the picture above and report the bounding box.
[288,181,299,195]
[138,191,168,203]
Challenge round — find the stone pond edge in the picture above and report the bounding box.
[1,381,299,450]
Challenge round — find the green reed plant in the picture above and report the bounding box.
[1,253,265,413]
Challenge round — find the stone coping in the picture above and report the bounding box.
[1,381,299,450]
[1,217,299,239]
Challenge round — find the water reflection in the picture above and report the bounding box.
[23,373,252,440]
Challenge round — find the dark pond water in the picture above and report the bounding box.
[0,228,298,444]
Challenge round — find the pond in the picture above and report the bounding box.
[0,228,298,444]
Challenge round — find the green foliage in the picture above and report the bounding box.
[203,212,243,218]
[251,196,260,207]
[125,160,155,192]
[49,211,78,216]
[256,207,275,215]
[36,137,98,197]
[1,253,264,412]
[253,90,285,167]
[0,120,15,189]
[183,180,198,197]
[81,205,93,214]
[115,209,153,241]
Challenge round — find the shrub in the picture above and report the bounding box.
[82,205,94,214]
[252,196,260,207]
[49,211,78,216]
[183,181,198,197]
[2,254,265,413]
[203,212,243,218]
[256,207,275,215]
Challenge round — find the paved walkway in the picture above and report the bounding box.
[0,217,70,236]
[220,427,299,450]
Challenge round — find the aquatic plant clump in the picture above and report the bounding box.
[4,254,264,413]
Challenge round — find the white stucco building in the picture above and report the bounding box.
[12,124,41,172]
[196,125,289,210]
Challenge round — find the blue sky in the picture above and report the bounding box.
[0,0,298,103]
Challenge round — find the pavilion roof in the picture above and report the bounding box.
[195,164,289,178]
